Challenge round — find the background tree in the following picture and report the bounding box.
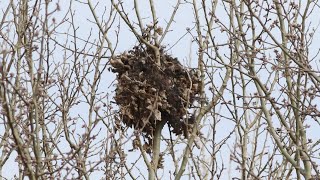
[0,0,320,179]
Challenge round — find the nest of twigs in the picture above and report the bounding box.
[110,45,200,138]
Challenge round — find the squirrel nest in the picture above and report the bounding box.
[110,45,200,138]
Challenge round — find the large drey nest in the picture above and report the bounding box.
[110,45,200,138]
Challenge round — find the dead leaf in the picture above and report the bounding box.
[110,58,124,68]
[146,104,153,110]
[154,109,161,120]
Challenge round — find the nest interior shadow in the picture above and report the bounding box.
[110,45,200,138]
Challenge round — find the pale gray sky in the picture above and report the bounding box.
[1,0,320,179]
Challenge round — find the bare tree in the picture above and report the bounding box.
[0,0,320,180]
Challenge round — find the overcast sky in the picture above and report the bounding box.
[1,0,320,179]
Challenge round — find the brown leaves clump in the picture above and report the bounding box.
[110,45,200,138]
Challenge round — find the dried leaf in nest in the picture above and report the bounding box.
[110,45,200,138]
[154,109,161,121]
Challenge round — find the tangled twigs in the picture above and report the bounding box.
[110,45,200,139]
